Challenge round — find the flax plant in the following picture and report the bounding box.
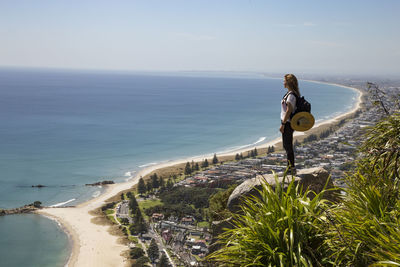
[323,112,400,266]
[207,174,331,267]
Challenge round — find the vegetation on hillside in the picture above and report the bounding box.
[208,111,400,266]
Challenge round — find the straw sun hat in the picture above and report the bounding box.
[290,112,315,131]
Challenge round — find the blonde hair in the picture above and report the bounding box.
[284,74,300,96]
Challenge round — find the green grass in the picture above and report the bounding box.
[107,215,117,224]
[138,198,163,220]
[129,236,139,243]
[197,221,209,228]
[105,209,114,215]
[138,198,163,210]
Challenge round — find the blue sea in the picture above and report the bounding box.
[0,68,358,266]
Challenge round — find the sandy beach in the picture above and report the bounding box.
[38,82,364,267]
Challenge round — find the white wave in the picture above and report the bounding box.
[254,136,266,145]
[216,136,269,155]
[49,198,76,207]
[139,162,158,168]
[124,171,131,177]
[92,191,101,198]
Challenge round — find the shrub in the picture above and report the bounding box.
[207,174,331,266]
[323,113,400,266]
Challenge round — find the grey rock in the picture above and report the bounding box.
[227,167,333,213]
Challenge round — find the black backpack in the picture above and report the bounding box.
[285,92,311,119]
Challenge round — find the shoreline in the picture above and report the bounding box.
[37,80,364,267]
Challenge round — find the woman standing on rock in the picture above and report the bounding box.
[280,74,299,174]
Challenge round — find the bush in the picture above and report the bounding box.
[323,112,400,266]
[207,174,331,266]
[130,247,145,259]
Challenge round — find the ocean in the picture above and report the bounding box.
[0,68,358,266]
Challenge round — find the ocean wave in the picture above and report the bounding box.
[124,170,136,177]
[92,191,101,198]
[254,136,266,145]
[216,136,269,155]
[49,198,76,207]
[139,162,158,168]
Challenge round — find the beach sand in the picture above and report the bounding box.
[38,82,364,267]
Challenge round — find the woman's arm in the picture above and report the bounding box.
[279,103,293,133]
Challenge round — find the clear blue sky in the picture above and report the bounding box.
[1,0,399,75]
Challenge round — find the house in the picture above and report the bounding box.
[151,213,164,222]
[181,216,195,225]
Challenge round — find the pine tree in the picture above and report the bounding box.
[151,173,159,189]
[271,145,275,152]
[158,252,170,267]
[212,153,219,164]
[202,159,209,168]
[167,178,174,189]
[250,150,255,158]
[138,177,146,195]
[184,162,192,175]
[254,148,258,156]
[240,153,243,159]
[235,153,240,160]
[159,176,164,188]
[129,194,139,213]
[147,239,160,263]
[146,180,153,192]
[194,162,200,171]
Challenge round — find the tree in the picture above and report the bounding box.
[129,195,139,213]
[184,162,192,175]
[138,177,146,195]
[212,153,219,164]
[33,201,42,208]
[120,218,129,225]
[250,150,255,158]
[133,256,149,266]
[254,148,258,156]
[130,247,145,259]
[159,176,165,188]
[151,173,159,189]
[235,153,240,161]
[166,178,174,189]
[194,162,200,171]
[120,193,125,200]
[158,252,170,267]
[202,159,209,168]
[126,191,133,199]
[146,180,153,192]
[147,239,159,263]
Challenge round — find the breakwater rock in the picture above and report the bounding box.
[0,202,42,216]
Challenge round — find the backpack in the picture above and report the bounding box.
[286,92,311,119]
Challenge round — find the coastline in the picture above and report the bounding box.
[37,81,364,267]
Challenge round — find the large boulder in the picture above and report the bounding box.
[227,167,333,213]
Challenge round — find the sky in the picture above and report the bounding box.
[0,0,399,76]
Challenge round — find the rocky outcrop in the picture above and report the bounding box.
[31,184,46,188]
[208,167,335,261]
[85,180,115,186]
[0,204,40,216]
[227,167,334,213]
